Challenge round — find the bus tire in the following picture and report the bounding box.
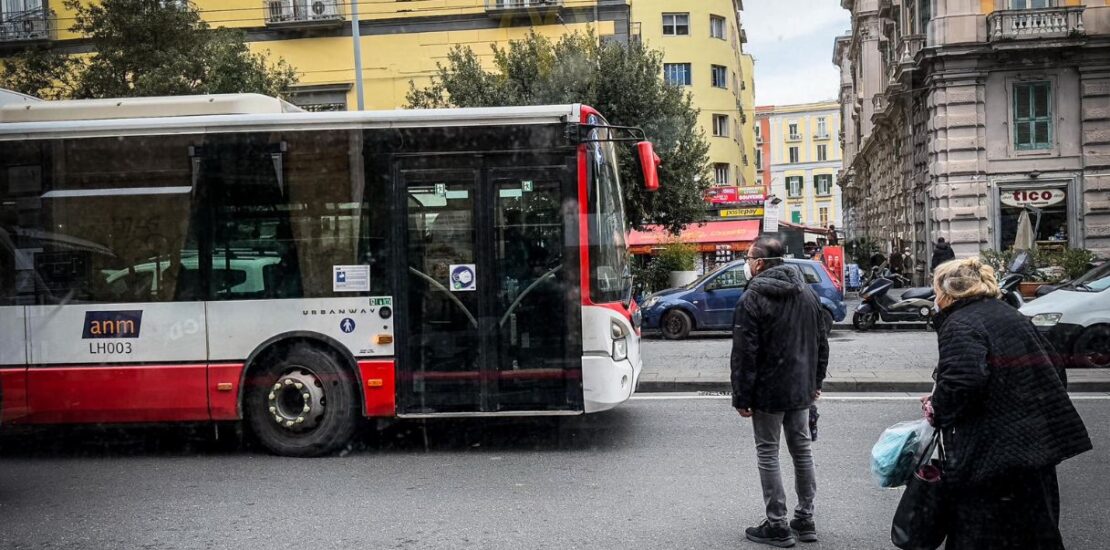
[245,344,360,457]
[661,310,692,340]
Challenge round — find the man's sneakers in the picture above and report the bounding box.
[745,520,796,548]
[789,517,818,543]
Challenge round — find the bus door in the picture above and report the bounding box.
[396,156,580,414]
[399,166,484,413]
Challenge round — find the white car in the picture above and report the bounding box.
[1020,262,1110,368]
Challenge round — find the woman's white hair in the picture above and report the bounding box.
[933,257,1001,301]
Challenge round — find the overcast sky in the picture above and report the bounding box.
[743,1,851,107]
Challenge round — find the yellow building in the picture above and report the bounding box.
[6,1,754,171]
[32,1,626,110]
[632,0,755,188]
[763,101,842,230]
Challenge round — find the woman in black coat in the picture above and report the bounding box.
[925,258,1091,550]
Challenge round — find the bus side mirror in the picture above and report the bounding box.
[636,141,661,192]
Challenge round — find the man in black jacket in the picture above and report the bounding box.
[930,237,956,271]
[732,237,830,547]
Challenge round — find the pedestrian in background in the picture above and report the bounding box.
[930,237,955,272]
[731,236,830,547]
[923,257,1091,549]
[827,224,839,246]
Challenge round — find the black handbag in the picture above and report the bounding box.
[891,431,947,550]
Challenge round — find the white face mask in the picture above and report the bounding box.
[743,261,754,280]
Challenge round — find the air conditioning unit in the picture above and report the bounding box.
[265,0,293,22]
[307,0,340,20]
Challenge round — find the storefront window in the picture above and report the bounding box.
[998,186,1069,250]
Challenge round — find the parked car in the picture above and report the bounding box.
[1021,261,1110,368]
[641,258,847,340]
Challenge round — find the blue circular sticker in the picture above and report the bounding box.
[451,265,476,290]
[340,318,356,333]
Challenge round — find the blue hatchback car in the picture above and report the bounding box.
[641,259,847,339]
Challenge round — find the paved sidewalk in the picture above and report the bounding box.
[637,327,1110,393]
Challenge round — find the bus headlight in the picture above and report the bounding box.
[611,320,628,362]
[1030,313,1062,327]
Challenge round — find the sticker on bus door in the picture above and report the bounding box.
[333,265,370,292]
[449,264,476,292]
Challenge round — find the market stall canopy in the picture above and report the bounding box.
[627,220,761,254]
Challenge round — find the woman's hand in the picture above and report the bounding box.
[920,394,935,426]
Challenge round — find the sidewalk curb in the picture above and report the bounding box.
[831,323,929,331]
[635,380,1110,393]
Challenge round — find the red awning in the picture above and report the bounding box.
[627,220,761,247]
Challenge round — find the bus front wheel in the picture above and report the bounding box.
[245,344,360,457]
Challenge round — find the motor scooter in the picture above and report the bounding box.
[852,278,936,331]
[998,251,1031,309]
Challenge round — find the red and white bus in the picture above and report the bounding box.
[0,93,659,456]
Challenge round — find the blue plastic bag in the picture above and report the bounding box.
[871,419,934,488]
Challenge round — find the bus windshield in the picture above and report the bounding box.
[587,116,632,304]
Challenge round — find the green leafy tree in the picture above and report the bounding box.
[0,0,297,100]
[407,31,711,232]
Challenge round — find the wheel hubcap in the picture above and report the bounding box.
[665,315,681,334]
[267,368,326,431]
[1085,335,1110,367]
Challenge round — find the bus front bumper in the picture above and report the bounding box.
[582,354,641,413]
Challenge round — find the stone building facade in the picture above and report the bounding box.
[835,0,1110,283]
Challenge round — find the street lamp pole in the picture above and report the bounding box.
[351,0,365,111]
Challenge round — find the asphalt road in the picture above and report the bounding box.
[2,395,1107,549]
[642,329,941,375]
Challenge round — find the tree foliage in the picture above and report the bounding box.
[407,31,710,232]
[0,0,297,100]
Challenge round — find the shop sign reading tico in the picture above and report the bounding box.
[1001,189,1065,208]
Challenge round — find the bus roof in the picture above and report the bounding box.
[0,92,583,141]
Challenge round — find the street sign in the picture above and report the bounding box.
[763,203,780,233]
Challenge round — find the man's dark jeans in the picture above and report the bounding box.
[751,408,816,526]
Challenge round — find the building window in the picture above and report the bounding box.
[906,0,932,34]
[788,146,800,164]
[815,174,832,196]
[755,149,763,170]
[714,163,730,185]
[998,186,1069,249]
[712,114,730,137]
[754,125,762,142]
[710,15,726,39]
[787,176,803,198]
[663,13,689,36]
[817,144,828,162]
[1014,81,1052,150]
[791,211,803,224]
[816,117,828,138]
[711,65,728,89]
[819,207,829,227]
[787,123,800,141]
[1010,0,1056,8]
[663,63,692,86]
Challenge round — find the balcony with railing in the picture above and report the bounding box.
[264,0,345,28]
[485,0,564,16]
[888,34,924,84]
[0,7,52,44]
[988,6,1085,43]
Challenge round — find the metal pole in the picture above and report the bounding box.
[351,0,365,111]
